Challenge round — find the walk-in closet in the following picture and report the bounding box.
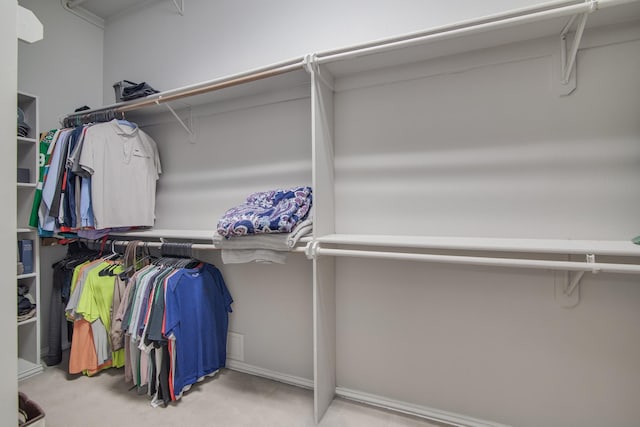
[5,0,640,426]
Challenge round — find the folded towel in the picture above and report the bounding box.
[217,217,313,265]
[221,249,288,265]
[287,217,313,248]
[217,186,312,238]
[213,216,313,251]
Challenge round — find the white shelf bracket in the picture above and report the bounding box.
[302,53,317,76]
[171,0,184,16]
[556,3,593,96]
[304,53,334,91]
[305,241,320,260]
[555,253,597,308]
[155,99,196,143]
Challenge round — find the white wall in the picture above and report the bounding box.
[98,1,640,426]
[0,2,18,424]
[22,1,639,426]
[17,0,104,360]
[130,88,315,379]
[102,0,543,103]
[331,25,640,426]
[18,0,103,131]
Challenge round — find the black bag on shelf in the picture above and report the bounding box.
[113,80,160,102]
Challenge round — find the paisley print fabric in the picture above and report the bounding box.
[217,186,312,237]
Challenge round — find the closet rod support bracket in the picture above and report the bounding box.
[172,0,184,16]
[305,241,320,260]
[302,53,317,75]
[555,253,596,308]
[155,99,196,143]
[556,6,592,96]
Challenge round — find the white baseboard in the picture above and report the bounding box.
[335,387,512,427]
[226,359,314,390]
[224,360,510,427]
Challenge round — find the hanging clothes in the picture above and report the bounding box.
[78,120,161,229]
[64,252,126,375]
[45,242,99,366]
[33,119,162,237]
[29,130,57,230]
[112,258,233,406]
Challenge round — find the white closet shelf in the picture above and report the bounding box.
[106,229,312,252]
[61,1,640,125]
[17,136,37,144]
[18,317,37,327]
[316,234,640,257]
[64,59,310,124]
[109,228,217,242]
[17,182,37,188]
[315,0,640,77]
[18,358,42,381]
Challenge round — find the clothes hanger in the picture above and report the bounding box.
[99,241,122,276]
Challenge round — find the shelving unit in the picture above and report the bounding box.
[308,1,640,424]
[17,91,42,381]
[60,1,640,425]
[307,2,640,426]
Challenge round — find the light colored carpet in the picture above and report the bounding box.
[19,354,442,427]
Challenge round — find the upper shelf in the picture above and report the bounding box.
[316,0,640,77]
[66,59,309,124]
[109,228,216,242]
[317,234,640,257]
[63,0,640,124]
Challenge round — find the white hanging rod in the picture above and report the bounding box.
[316,234,640,257]
[66,0,89,8]
[118,61,304,112]
[311,247,640,274]
[60,0,105,29]
[63,59,305,124]
[94,239,217,252]
[315,1,599,64]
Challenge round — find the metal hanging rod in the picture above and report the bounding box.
[103,239,215,252]
[66,0,89,8]
[316,234,640,257]
[63,58,305,125]
[304,243,640,275]
[81,238,307,253]
[315,1,598,65]
[62,109,126,127]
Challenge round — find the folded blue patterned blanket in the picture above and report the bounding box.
[217,186,312,237]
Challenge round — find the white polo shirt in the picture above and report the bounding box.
[79,120,161,229]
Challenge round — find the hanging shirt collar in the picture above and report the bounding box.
[110,118,138,136]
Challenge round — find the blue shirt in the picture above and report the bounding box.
[80,176,94,227]
[164,263,233,397]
